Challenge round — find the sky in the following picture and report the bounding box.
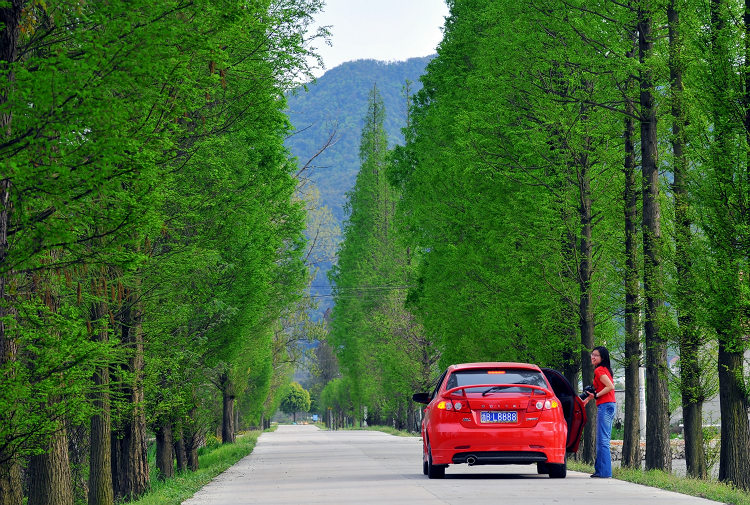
[309,0,450,77]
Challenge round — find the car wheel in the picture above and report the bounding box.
[548,455,567,478]
[427,444,446,479]
[537,462,549,474]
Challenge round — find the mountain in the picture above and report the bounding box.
[285,57,433,313]
[286,56,433,224]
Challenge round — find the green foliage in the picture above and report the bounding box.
[389,0,627,376]
[326,85,436,428]
[279,382,311,416]
[0,0,326,496]
[319,377,354,418]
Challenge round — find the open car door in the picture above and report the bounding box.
[541,368,587,453]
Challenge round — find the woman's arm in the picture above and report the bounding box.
[596,373,614,399]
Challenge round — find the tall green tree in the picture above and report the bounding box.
[668,0,707,478]
[280,382,311,423]
[694,0,750,488]
[329,84,434,428]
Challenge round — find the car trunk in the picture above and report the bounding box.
[464,393,542,427]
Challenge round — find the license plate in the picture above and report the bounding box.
[480,411,517,423]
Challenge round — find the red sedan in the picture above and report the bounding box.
[413,362,587,479]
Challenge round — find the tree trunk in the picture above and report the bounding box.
[0,182,21,504]
[67,423,89,505]
[155,423,174,480]
[578,149,596,465]
[27,428,74,505]
[111,288,149,501]
[184,430,200,472]
[639,4,671,472]
[221,373,236,444]
[561,226,580,391]
[622,105,642,467]
[173,426,187,473]
[0,250,21,505]
[0,3,22,496]
[717,338,750,489]
[234,403,240,433]
[1,1,23,134]
[0,456,22,505]
[89,302,114,505]
[621,23,642,471]
[183,408,201,472]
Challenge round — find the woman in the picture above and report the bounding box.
[583,345,616,478]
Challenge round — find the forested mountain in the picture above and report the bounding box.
[286,57,432,225]
[285,57,432,313]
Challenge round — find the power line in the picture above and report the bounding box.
[309,285,412,291]
[306,285,413,298]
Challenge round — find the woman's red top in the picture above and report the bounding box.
[593,366,616,405]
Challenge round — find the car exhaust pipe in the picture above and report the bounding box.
[466,455,477,466]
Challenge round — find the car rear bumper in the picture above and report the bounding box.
[433,445,565,466]
[452,451,548,465]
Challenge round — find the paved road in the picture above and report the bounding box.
[183,424,723,505]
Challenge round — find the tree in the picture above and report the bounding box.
[328,84,436,429]
[693,0,750,488]
[280,383,311,423]
[667,0,707,478]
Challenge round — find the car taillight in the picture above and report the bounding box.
[527,398,559,412]
[437,398,470,412]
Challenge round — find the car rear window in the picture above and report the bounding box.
[444,369,547,393]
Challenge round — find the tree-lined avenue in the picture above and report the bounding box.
[182,425,723,505]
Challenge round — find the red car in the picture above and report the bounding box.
[413,362,587,479]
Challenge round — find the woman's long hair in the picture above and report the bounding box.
[593,346,613,377]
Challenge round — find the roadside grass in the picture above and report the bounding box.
[343,424,418,437]
[568,460,749,505]
[127,430,263,505]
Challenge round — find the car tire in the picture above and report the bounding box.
[427,444,446,479]
[423,458,429,475]
[537,462,549,474]
[548,455,567,478]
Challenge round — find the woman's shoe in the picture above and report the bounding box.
[590,473,601,478]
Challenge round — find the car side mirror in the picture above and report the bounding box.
[412,392,431,404]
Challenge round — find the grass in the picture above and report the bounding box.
[567,459,750,505]
[343,424,418,437]
[127,430,263,505]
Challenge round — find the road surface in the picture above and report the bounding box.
[183,424,723,505]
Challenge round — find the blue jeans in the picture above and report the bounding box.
[595,402,616,477]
